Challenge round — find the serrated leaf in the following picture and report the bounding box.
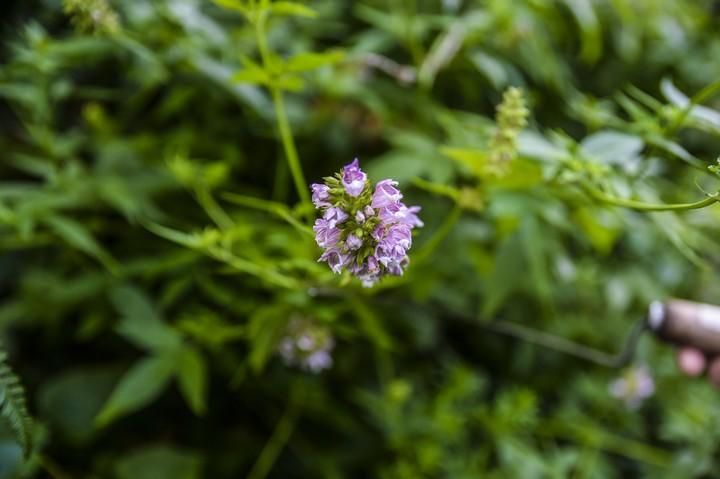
[0,352,33,457]
[177,347,207,416]
[269,2,317,18]
[95,355,175,427]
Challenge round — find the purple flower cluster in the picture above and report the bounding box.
[311,159,422,287]
[609,365,655,410]
[277,317,334,373]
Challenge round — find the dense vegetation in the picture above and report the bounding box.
[1,0,720,477]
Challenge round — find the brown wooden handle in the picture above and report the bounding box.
[648,300,720,355]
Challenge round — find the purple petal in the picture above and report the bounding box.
[311,183,331,208]
[342,158,368,197]
[371,179,402,209]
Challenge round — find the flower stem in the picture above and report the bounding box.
[196,187,234,231]
[271,88,310,206]
[246,387,303,479]
[254,12,310,208]
[584,185,719,212]
[413,203,462,265]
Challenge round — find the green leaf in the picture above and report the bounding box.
[38,367,119,446]
[573,207,621,254]
[481,232,524,319]
[177,347,207,416]
[492,158,544,190]
[0,352,33,457]
[247,305,290,372]
[561,0,602,63]
[580,130,644,165]
[45,215,118,272]
[110,286,160,323]
[269,2,317,18]
[114,445,203,479]
[212,0,249,15]
[441,146,486,176]
[284,50,345,72]
[95,355,175,427]
[231,67,270,86]
[275,74,305,92]
[110,286,181,352]
[350,298,393,350]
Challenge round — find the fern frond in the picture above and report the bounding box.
[0,351,33,456]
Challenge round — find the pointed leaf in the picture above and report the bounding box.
[177,347,207,416]
[95,355,175,427]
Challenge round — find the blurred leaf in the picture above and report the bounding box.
[269,2,317,18]
[96,355,176,427]
[38,367,118,446]
[45,215,118,271]
[247,305,291,372]
[562,0,602,63]
[580,130,644,165]
[114,445,203,479]
[110,286,182,352]
[661,78,720,130]
[177,346,208,416]
[285,50,345,72]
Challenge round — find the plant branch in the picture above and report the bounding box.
[583,185,719,212]
[254,12,310,208]
[247,387,304,479]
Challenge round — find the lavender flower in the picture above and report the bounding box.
[311,183,331,208]
[342,158,367,197]
[311,158,422,287]
[609,365,655,410]
[277,317,335,373]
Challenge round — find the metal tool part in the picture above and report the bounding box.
[648,299,720,355]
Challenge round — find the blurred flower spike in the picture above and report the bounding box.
[63,0,120,34]
[609,365,655,410]
[277,317,335,374]
[311,159,423,287]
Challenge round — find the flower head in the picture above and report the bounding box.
[609,365,655,410]
[311,159,422,287]
[277,316,335,373]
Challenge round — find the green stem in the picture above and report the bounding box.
[247,388,303,479]
[413,204,462,265]
[254,12,310,207]
[271,88,310,206]
[222,192,313,236]
[538,420,672,467]
[584,185,719,212]
[196,187,234,231]
[38,454,73,479]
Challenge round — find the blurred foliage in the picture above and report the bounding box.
[1,0,720,477]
